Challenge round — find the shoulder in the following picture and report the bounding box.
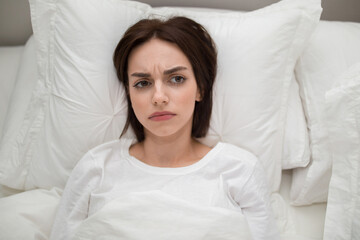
[208,142,260,180]
[87,138,135,158]
[216,142,258,167]
[70,138,136,180]
[75,138,136,169]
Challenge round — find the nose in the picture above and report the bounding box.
[152,81,169,105]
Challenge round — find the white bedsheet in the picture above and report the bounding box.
[0,171,326,240]
[280,170,326,239]
[72,190,316,240]
[73,190,252,240]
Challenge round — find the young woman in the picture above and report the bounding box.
[50,17,279,240]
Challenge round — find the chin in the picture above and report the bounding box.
[145,127,188,139]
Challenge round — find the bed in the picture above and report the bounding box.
[0,0,359,239]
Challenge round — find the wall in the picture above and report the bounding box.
[0,0,359,46]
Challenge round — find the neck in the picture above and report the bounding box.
[129,117,211,167]
[140,131,198,167]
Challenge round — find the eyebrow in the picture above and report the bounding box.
[163,66,188,75]
[130,72,151,78]
[130,66,188,78]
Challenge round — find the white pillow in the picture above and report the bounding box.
[154,6,313,170]
[0,0,321,191]
[282,76,310,169]
[0,45,24,138]
[323,63,360,239]
[0,0,145,190]
[292,21,360,205]
[0,37,37,145]
[153,1,321,191]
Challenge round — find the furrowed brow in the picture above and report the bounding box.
[164,66,187,75]
[130,72,151,78]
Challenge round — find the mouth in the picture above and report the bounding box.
[149,111,176,121]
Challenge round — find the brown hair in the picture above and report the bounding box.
[113,16,217,142]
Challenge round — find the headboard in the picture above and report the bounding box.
[0,0,360,46]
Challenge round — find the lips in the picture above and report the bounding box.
[149,111,176,121]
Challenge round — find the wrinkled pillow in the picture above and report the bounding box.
[0,45,24,138]
[282,76,310,170]
[0,0,144,190]
[0,37,37,145]
[323,63,360,239]
[292,21,360,205]
[0,0,321,191]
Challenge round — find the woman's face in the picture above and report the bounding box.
[127,38,201,139]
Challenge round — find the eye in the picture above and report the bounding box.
[133,80,151,89]
[169,76,186,85]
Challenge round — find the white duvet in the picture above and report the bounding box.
[72,191,312,240]
[0,188,316,240]
[72,190,252,240]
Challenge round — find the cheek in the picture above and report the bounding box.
[175,87,198,112]
[129,92,147,117]
[179,92,196,105]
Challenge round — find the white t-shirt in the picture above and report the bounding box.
[50,138,279,240]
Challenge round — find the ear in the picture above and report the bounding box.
[196,88,202,102]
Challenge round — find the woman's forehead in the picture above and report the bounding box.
[128,38,192,72]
